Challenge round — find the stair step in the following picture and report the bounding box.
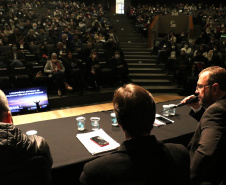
[117,32,138,35]
[119,38,145,43]
[108,12,177,93]
[129,73,173,80]
[125,55,155,59]
[129,68,164,73]
[113,27,135,32]
[132,79,172,86]
[127,63,157,67]
[125,59,157,63]
[120,43,148,48]
[122,48,152,51]
[124,51,151,54]
[141,85,180,93]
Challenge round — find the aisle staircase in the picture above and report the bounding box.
[108,14,180,93]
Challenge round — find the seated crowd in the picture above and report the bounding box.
[127,3,226,94]
[0,1,129,96]
[1,1,226,185]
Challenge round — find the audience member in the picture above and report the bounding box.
[55,41,68,58]
[110,50,129,84]
[195,31,209,45]
[3,25,14,37]
[44,53,73,96]
[167,31,177,45]
[177,31,188,44]
[80,83,190,185]
[85,49,102,91]
[37,28,50,45]
[59,27,73,41]
[81,41,93,62]
[26,29,38,45]
[7,44,25,67]
[63,51,86,95]
[165,43,180,74]
[207,45,223,66]
[36,44,49,64]
[181,42,193,58]
[8,27,22,45]
[1,1,225,95]
[156,35,171,63]
[191,50,209,73]
[175,49,191,88]
[16,36,30,52]
[59,33,73,51]
[193,44,208,58]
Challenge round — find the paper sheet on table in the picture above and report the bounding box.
[76,129,120,155]
[153,114,174,127]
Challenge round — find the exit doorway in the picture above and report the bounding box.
[116,0,124,14]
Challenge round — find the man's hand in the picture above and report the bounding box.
[181,95,201,110]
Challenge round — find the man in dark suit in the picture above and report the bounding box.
[181,66,226,185]
[80,84,190,185]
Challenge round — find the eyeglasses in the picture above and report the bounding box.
[196,84,213,90]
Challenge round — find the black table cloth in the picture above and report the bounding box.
[17,99,198,185]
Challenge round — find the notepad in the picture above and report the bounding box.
[76,129,120,155]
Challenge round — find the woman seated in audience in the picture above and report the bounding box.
[26,29,38,45]
[44,53,73,96]
[175,49,191,88]
[55,42,68,58]
[16,36,30,52]
[177,31,188,44]
[63,51,86,95]
[96,33,106,43]
[181,42,193,58]
[7,44,25,67]
[110,50,129,85]
[85,49,102,91]
[165,43,180,74]
[207,45,223,67]
[190,50,209,73]
[193,44,208,58]
[36,44,49,65]
[0,36,10,46]
[3,25,14,37]
[167,31,177,45]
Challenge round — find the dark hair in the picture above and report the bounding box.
[113,84,156,138]
[199,66,226,91]
[90,49,98,58]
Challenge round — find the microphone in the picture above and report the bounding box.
[171,96,199,108]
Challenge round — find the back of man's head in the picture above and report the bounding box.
[113,84,156,138]
[0,90,10,122]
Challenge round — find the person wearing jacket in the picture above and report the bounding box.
[0,89,53,174]
[85,49,102,91]
[181,66,226,185]
[80,84,190,185]
[110,50,129,85]
[44,53,73,96]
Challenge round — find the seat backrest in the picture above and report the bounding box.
[0,46,11,55]
[0,156,51,185]
[0,67,10,76]
[11,66,29,76]
[46,44,56,56]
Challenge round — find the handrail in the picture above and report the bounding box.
[148,15,159,49]
[188,15,194,39]
[149,15,159,30]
